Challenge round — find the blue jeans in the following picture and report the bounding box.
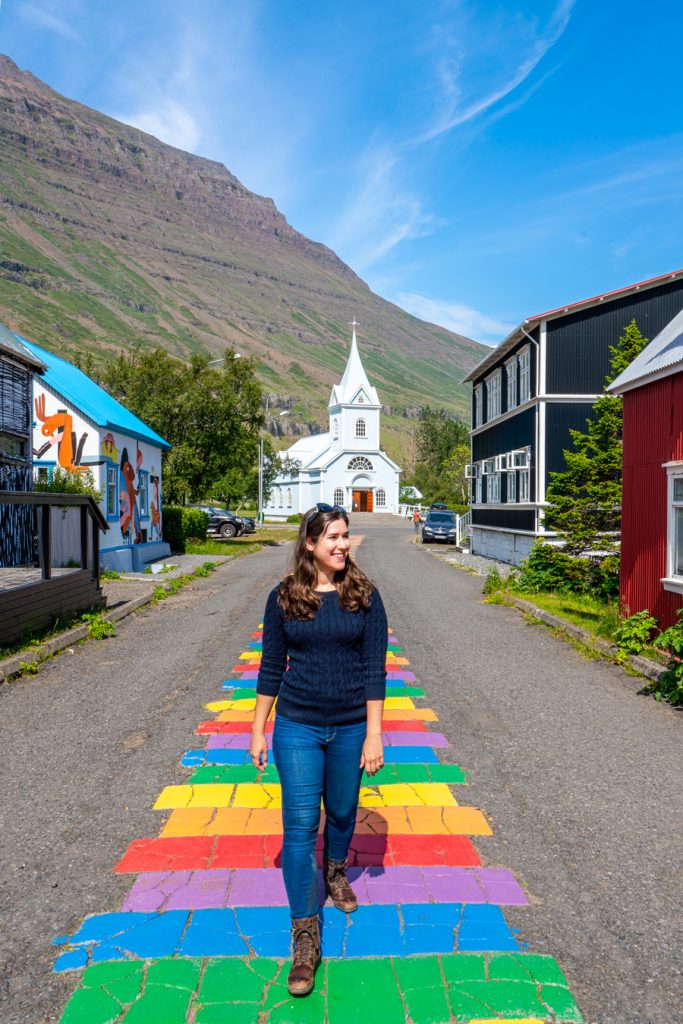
[273,714,366,919]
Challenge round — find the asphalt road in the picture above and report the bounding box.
[1,517,681,1024]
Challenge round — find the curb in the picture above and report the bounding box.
[505,596,668,684]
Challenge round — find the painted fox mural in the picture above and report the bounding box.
[33,394,103,474]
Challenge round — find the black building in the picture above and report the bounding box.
[0,324,45,566]
[462,269,683,564]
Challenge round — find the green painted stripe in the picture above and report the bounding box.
[188,762,469,786]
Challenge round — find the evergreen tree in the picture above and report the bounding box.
[544,320,649,553]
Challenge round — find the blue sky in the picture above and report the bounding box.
[2,0,683,345]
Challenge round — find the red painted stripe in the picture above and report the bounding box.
[115,833,480,872]
[196,718,428,735]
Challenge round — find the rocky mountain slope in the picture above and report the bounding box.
[0,56,484,454]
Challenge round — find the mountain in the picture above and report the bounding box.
[0,55,485,457]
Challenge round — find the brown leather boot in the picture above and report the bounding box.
[324,858,358,913]
[287,915,321,997]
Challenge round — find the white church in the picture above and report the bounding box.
[264,324,401,518]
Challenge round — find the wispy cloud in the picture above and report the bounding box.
[16,0,80,41]
[416,0,576,143]
[119,99,201,153]
[397,292,514,345]
[328,147,443,271]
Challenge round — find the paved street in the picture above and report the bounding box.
[0,516,680,1023]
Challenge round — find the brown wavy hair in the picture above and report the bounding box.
[277,506,375,619]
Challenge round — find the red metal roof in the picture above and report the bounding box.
[525,268,683,324]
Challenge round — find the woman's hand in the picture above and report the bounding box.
[250,730,269,771]
[360,733,384,776]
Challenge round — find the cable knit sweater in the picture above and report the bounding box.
[256,585,388,725]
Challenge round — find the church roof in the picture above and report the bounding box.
[281,433,332,468]
[329,325,380,407]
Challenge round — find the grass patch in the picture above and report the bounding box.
[512,590,621,641]
[186,529,296,557]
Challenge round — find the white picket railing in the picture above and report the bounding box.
[456,510,472,546]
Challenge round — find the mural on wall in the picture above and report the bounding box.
[150,468,161,541]
[101,432,118,463]
[119,445,142,545]
[33,395,103,474]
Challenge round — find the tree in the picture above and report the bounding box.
[544,319,649,553]
[405,407,470,505]
[103,347,265,504]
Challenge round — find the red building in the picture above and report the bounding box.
[609,308,683,629]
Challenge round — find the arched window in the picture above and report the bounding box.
[332,418,339,440]
[334,488,344,505]
[347,456,373,471]
[355,418,366,437]
[278,488,283,507]
[376,488,386,507]
[286,488,293,508]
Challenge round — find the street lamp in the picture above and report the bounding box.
[258,411,289,525]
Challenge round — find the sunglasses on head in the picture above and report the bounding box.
[306,502,347,529]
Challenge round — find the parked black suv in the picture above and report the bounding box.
[190,505,246,538]
[421,510,458,545]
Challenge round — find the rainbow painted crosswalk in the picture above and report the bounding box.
[54,626,583,1022]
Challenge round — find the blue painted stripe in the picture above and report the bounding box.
[181,746,439,767]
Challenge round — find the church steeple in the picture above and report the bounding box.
[330,320,380,408]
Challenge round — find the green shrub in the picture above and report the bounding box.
[286,514,302,524]
[513,540,619,600]
[162,506,185,552]
[181,507,209,542]
[652,609,683,705]
[37,467,102,502]
[612,610,658,663]
[483,567,504,595]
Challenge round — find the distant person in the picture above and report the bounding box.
[412,508,421,532]
[251,502,387,996]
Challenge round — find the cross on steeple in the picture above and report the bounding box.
[348,318,359,330]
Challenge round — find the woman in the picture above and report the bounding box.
[250,503,387,997]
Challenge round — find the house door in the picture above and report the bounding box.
[352,489,373,512]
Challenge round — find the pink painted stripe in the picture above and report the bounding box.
[205,731,448,750]
[122,866,526,912]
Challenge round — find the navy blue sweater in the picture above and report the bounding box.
[256,585,388,725]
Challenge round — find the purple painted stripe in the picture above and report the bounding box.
[206,731,448,750]
[122,866,526,912]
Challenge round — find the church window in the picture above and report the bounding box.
[334,488,344,505]
[286,488,293,508]
[333,418,339,440]
[357,394,365,403]
[376,488,386,507]
[278,488,283,507]
[355,418,366,437]
[348,456,373,471]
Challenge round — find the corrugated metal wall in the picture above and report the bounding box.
[472,407,535,460]
[621,374,683,628]
[545,403,598,476]
[0,357,34,567]
[546,277,683,394]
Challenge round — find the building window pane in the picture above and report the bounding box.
[519,348,530,403]
[486,473,500,503]
[139,472,149,517]
[355,418,366,437]
[376,488,386,507]
[278,488,283,507]
[676,508,683,575]
[474,386,483,428]
[286,488,292,508]
[107,465,117,518]
[519,469,529,502]
[486,372,501,420]
[334,488,344,505]
[507,470,516,502]
[506,360,517,410]
[348,456,373,470]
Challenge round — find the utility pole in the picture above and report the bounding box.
[257,436,264,525]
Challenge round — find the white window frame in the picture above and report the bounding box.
[482,458,496,476]
[519,469,530,502]
[355,418,366,437]
[334,487,344,505]
[464,464,478,479]
[518,346,531,403]
[106,464,117,519]
[495,453,508,471]
[286,488,293,508]
[506,357,517,411]
[507,470,517,503]
[332,418,339,440]
[278,488,284,508]
[475,467,482,504]
[512,448,530,469]
[486,369,502,421]
[474,385,483,428]
[486,472,501,503]
[663,463,683,592]
[376,488,386,507]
